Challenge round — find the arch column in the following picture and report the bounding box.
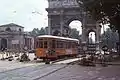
[48,16,51,35]
[60,10,64,36]
[96,22,101,51]
[81,12,87,44]
[81,27,86,43]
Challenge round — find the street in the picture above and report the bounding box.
[0,53,120,80]
[0,60,119,80]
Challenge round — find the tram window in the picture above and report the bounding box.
[60,42,63,48]
[57,41,63,48]
[56,41,58,48]
[57,41,59,48]
[52,40,56,48]
[68,42,71,49]
[44,38,47,40]
[56,41,63,48]
[71,43,74,48]
[39,41,43,48]
[36,41,39,48]
[72,44,75,48]
[44,41,47,48]
[66,42,68,49]
[39,39,43,40]
[63,41,66,48]
[64,42,67,48]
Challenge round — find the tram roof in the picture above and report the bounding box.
[37,35,79,42]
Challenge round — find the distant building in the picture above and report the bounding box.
[0,23,34,52]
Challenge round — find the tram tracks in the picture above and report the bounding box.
[0,57,73,74]
[0,57,79,80]
[0,61,68,79]
[33,65,68,80]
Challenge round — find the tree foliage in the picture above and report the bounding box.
[101,28,119,49]
[77,0,120,31]
[29,27,47,37]
[29,27,81,39]
[69,28,81,39]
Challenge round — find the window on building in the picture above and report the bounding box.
[19,28,21,32]
[5,27,11,31]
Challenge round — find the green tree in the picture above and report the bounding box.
[77,0,120,36]
[38,27,46,35]
[77,0,120,51]
[29,27,47,37]
[29,28,39,37]
[101,28,119,49]
[70,28,80,39]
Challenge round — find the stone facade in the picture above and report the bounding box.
[46,0,102,52]
[0,23,34,52]
[46,0,83,36]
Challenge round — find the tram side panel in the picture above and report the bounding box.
[56,49,66,58]
[34,36,79,60]
[36,48,46,59]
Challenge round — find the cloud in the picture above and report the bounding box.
[0,0,48,31]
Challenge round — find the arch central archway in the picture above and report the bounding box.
[46,0,102,53]
[69,20,82,35]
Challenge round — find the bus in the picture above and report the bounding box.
[34,35,79,60]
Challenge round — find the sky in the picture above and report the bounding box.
[0,0,48,31]
[0,0,109,35]
[69,20,109,35]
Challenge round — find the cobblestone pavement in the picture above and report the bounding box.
[0,64,66,80]
[0,63,120,80]
[38,65,120,80]
[0,60,44,73]
[0,53,120,80]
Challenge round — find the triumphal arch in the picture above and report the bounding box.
[46,0,101,52]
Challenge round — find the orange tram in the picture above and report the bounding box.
[34,35,79,60]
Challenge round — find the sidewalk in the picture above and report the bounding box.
[54,58,81,64]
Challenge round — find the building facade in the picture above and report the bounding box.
[46,0,102,53]
[0,23,34,52]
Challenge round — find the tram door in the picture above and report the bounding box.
[1,38,7,49]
